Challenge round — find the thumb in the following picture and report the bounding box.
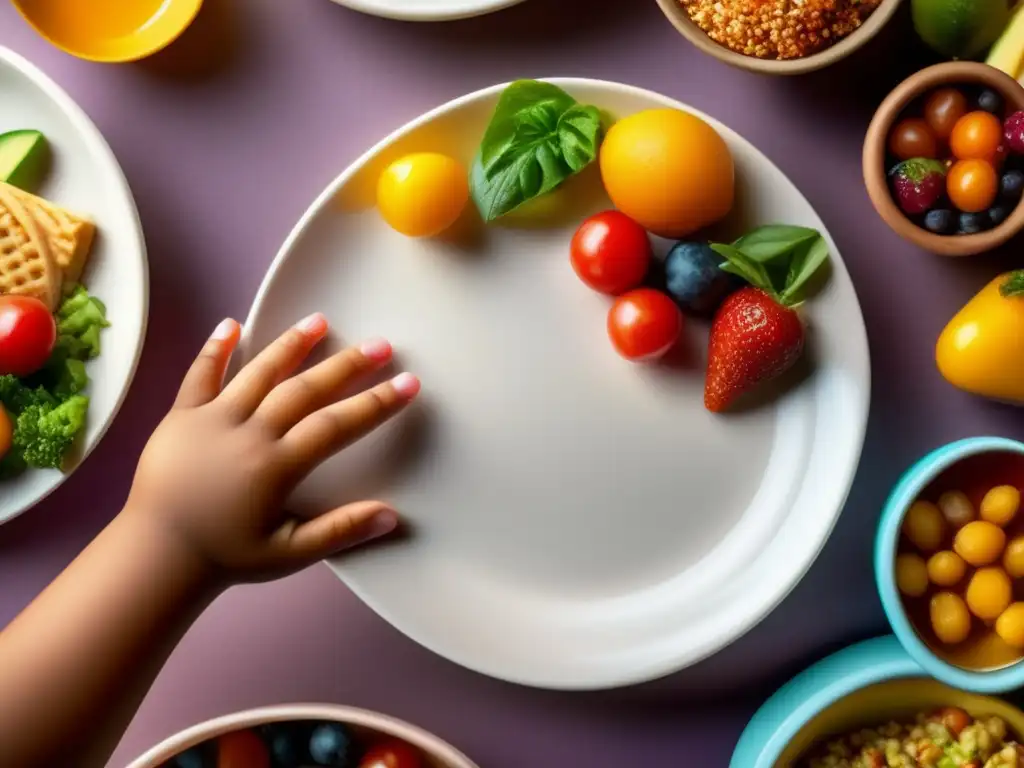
[279,501,399,564]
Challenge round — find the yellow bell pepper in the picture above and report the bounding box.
[936,271,1024,404]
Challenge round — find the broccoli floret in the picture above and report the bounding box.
[14,395,89,470]
[56,285,109,359]
[0,374,56,415]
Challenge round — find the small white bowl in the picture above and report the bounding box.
[126,704,480,768]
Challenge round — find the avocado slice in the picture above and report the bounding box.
[0,130,49,191]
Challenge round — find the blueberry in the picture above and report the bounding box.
[978,88,1003,114]
[170,745,210,768]
[1001,170,1024,201]
[959,211,990,234]
[262,722,311,767]
[309,722,356,767]
[990,204,1014,227]
[924,208,956,234]
[660,240,740,316]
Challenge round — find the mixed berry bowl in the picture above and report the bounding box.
[864,62,1024,256]
[125,704,479,768]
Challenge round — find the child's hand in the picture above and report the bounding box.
[124,313,420,584]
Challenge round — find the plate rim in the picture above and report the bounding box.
[0,46,150,526]
[326,0,526,21]
[240,77,872,689]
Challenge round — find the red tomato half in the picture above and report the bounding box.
[607,289,682,362]
[570,210,651,295]
[217,729,270,768]
[359,740,423,768]
[0,295,56,377]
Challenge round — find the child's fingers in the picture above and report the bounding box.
[282,372,421,467]
[254,338,393,434]
[218,313,328,418]
[274,500,399,564]
[174,319,240,408]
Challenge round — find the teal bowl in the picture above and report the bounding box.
[875,436,1024,695]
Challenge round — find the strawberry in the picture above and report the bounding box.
[889,158,945,216]
[704,287,804,412]
[706,224,831,412]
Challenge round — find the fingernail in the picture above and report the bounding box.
[211,318,236,341]
[391,372,421,399]
[359,337,392,362]
[363,508,399,540]
[296,312,328,335]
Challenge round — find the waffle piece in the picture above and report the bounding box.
[2,182,94,286]
[0,185,60,310]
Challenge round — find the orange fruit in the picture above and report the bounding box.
[950,111,1003,162]
[599,109,734,238]
[947,159,998,213]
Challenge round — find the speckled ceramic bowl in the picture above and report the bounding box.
[731,636,1024,766]
[864,62,1024,256]
[125,704,480,768]
[654,0,902,75]
[876,436,1024,694]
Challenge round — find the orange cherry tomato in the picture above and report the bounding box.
[0,406,10,462]
[950,111,1004,161]
[889,118,939,160]
[217,729,270,768]
[947,159,999,213]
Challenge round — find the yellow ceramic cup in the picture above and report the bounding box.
[12,0,204,63]
[776,677,1024,765]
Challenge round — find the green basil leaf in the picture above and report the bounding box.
[470,144,572,222]
[780,234,829,303]
[479,80,577,168]
[711,243,774,295]
[557,105,602,172]
[732,224,820,263]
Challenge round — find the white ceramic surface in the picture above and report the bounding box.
[0,47,148,525]
[241,79,871,690]
[327,0,525,20]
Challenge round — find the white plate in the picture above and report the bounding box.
[242,79,870,689]
[0,47,148,525]
[328,0,525,21]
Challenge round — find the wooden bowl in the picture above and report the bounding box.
[863,62,1024,257]
[125,704,480,768]
[653,0,903,75]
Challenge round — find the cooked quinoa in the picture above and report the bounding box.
[679,0,882,60]
[801,708,1024,768]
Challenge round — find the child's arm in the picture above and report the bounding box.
[0,314,419,768]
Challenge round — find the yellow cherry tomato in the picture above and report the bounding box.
[936,271,1024,405]
[927,550,967,587]
[954,520,1007,566]
[966,567,1013,620]
[938,490,975,529]
[903,500,946,552]
[377,152,468,238]
[1004,536,1024,578]
[996,603,1024,648]
[931,591,972,645]
[896,553,930,597]
[599,109,734,238]
[981,485,1021,527]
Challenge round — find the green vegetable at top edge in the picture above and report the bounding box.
[0,285,109,475]
[470,80,604,222]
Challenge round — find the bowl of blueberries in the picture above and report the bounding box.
[863,62,1024,257]
[125,704,480,768]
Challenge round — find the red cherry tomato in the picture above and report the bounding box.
[217,729,270,768]
[570,210,651,295]
[359,740,423,768]
[0,295,56,376]
[607,288,682,362]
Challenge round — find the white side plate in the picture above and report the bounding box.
[242,79,870,689]
[327,0,525,21]
[0,47,148,525]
